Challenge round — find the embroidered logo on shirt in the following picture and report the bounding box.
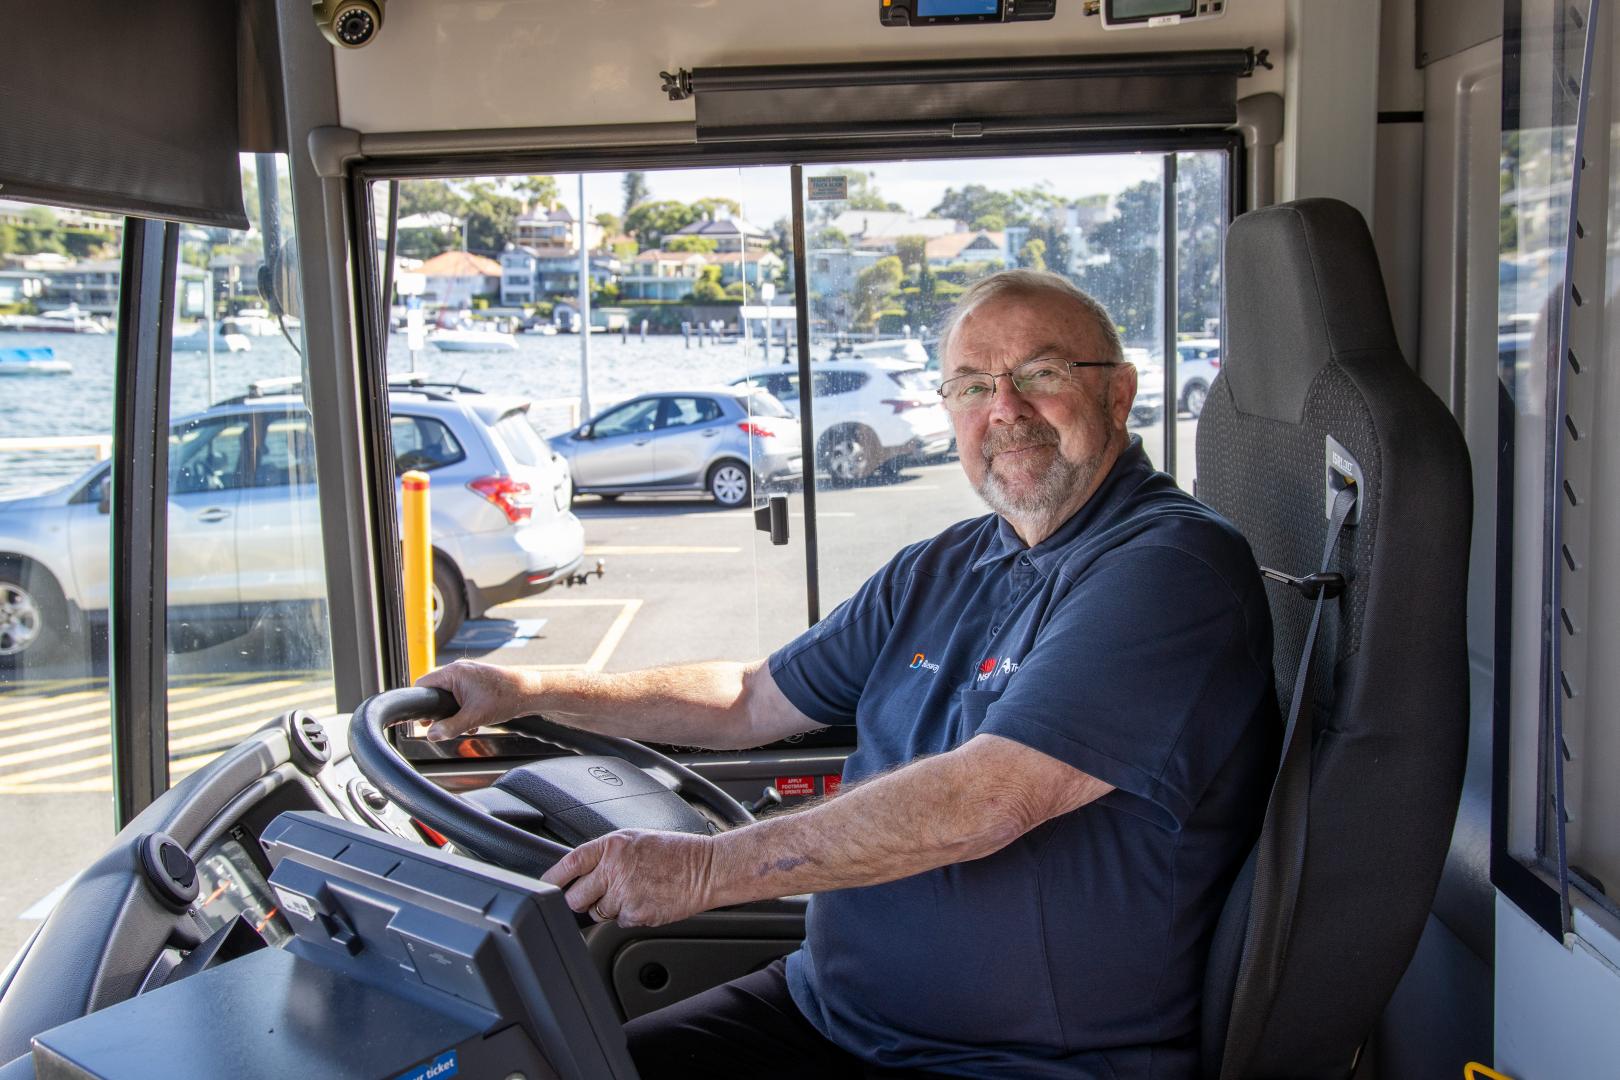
[910,652,941,673]
[977,656,1020,682]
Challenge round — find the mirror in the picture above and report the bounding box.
[95,474,111,515]
[576,423,593,439]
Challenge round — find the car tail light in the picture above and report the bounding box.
[881,398,932,414]
[468,475,533,523]
[738,421,779,438]
[1210,357,1221,368]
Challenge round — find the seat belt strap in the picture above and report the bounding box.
[1219,483,1358,1080]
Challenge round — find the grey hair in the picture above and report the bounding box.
[936,269,1124,367]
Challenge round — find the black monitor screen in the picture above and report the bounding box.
[1107,0,1198,19]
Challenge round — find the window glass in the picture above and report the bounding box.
[1171,150,1228,491]
[392,415,465,473]
[164,153,335,784]
[493,412,544,467]
[660,397,723,429]
[747,391,794,420]
[593,399,660,437]
[0,202,122,961]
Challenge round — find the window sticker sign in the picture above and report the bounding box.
[808,175,849,201]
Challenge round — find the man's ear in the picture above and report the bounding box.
[1109,361,1139,430]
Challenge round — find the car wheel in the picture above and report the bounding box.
[708,459,753,508]
[1181,380,1209,418]
[431,559,466,651]
[0,559,65,669]
[820,426,879,485]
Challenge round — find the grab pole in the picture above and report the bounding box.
[401,470,435,682]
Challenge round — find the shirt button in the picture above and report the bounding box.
[1018,555,1031,567]
[991,624,1000,635]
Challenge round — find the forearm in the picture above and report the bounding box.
[516,660,774,750]
[706,737,1093,905]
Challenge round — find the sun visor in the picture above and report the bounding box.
[677,50,1258,142]
[0,0,250,229]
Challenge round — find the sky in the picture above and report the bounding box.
[564,152,1173,228]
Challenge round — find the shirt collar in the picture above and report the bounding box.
[971,435,1152,573]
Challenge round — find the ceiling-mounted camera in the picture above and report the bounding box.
[313,0,385,48]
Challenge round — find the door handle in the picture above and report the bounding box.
[196,508,232,523]
[701,429,720,437]
[634,439,652,446]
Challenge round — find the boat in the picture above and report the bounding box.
[0,346,71,375]
[172,329,253,353]
[429,328,518,352]
[0,306,109,334]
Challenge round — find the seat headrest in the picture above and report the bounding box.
[1224,198,1400,422]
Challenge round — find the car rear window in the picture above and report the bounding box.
[493,411,547,467]
[887,370,934,393]
[745,391,794,419]
[391,415,465,473]
[814,370,868,396]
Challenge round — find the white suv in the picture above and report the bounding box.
[735,358,954,484]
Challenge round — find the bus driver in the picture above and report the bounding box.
[420,270,1278,1079]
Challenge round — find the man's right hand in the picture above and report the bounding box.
[415,659,541,742]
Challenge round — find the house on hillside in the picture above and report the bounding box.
[514,207,604,253]
[925,231,1008,269]
[807,248,884,305]
[828,210,962,253]
[620,250,709,300]
[41,259,123,315]
[419,250,502,308]
[665,216,771,254]
[708,249,783,287]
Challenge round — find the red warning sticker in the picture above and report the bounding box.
[822,774,842,797]
[776,775,816,798]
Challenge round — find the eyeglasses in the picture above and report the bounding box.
[936,358,1117,413]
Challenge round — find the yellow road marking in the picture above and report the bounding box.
[584,545,741,555]
[0,689,332,773]
[583,599,642,673]
[0,688,109,718]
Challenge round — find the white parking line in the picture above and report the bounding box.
[585,545,742,555]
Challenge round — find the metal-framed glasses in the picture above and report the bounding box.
[936,358,1117,413]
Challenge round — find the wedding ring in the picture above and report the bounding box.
[591,902,611,922]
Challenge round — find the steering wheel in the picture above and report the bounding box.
[348,687,755,877]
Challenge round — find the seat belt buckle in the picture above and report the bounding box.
[1260,567,1347,600]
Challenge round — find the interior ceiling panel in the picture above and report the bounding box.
[331,0,1285,135]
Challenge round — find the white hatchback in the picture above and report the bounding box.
[735,358,954,484]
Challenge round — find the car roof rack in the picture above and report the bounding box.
[214,374,481,408]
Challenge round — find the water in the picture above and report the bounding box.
[0,329,788,496]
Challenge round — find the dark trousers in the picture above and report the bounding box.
[624,958,944,1079]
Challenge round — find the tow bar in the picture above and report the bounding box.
[563,558,607,587]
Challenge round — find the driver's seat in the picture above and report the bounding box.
[1194,199,1472,1078]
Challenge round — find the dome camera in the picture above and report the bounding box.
[313,0,385,48]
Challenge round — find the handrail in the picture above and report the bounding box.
[0,435,112,460]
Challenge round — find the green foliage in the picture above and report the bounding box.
[932,185,1019,228]
[853,255,904,329]
[594,211,622,237]
[724,280,749,300]
[894,234,928,271]
[515,176,559,210]
[625,199,699,251]
[471,297,492,310]
[972,212,1007,231]
[812,227,849,249]
[1017,237,1047,272]
[686,264,728,303]
[690,197,741,222]
[622,172,650,218]
[664,235,718,254]
[611,238,640,261]
[461,181,523,255]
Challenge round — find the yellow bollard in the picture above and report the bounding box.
[401,469,435,683]
[1464,1065,1514,1080]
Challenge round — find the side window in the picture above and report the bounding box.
[391,415,465,474]
[493,413,544,467]
[169,416,249,495]
[254,414,317,488]
[660,397,723,429]
[592,399,660,438]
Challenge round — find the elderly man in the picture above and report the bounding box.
[420,270,1277,1078]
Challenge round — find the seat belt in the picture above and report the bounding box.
[1218,483,1359,1080]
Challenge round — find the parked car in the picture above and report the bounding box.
[0,379,583,666]
[734,357,953,484]
[1123,348,1167,427]
[549,387,802,508]
[1174,338,1222,416]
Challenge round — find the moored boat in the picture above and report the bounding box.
[0,346,72,375]
[429,328,518,352]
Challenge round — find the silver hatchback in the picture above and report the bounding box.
[0,381,585,665]
[550,387,802,508]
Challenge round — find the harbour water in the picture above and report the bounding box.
[0,330,801,495]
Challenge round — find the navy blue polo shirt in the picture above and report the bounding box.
[768,438,1278,1078]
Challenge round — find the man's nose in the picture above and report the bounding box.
[986,376,1033,423]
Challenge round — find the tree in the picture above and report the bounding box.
[931,185,1018,228]
[624,199,699,250]
[894,234,928,272]
[1173,154,1225,334]
[690,197,741,222]
[515,175,559,211]
[1018,237,1048,272]
[687,264,728,303]
[622,171,650,218]
[664,235,718,254]
[1076,178,1162,344]
[461,181,523,254]
[852,255,904,329]
[593,211,622,238]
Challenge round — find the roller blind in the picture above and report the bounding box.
[0,0,249,228]
[679,50,1257,142]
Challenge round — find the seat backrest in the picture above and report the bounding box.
[1194,198,1473,1078]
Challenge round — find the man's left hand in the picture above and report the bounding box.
[540,829,719,928]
